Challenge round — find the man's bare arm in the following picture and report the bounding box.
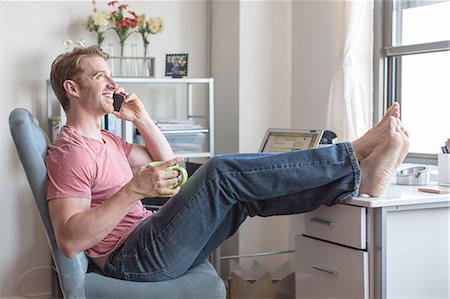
[112,91,175,169]
[48,184,139,258]
[126,114,175,170]
[134,116,175,163]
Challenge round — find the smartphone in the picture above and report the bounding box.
[113,93,125,112]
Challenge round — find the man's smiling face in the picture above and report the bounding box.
[76,56,117,114]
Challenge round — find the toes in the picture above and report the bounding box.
[402,127,410,137]
[386,102,400,118]
[394,117,402,132]
[393,110,400,118]
[394,118,409,139]
[389,116,397,130]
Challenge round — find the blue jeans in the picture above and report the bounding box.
[103,142,360,282]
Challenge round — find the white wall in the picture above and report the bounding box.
[211,0,240,155]
[212,0,292,155]
[239,1,292,152]
[1,1,208,297]
[292,0,337,130]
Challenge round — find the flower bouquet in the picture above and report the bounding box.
[85,11,110,48]
[137,15,164,58]
[107,1,138,74]
[83,1,163,77]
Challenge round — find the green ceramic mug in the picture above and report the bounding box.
[148,161,188,190]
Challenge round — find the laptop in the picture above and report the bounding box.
[258,128,324,153]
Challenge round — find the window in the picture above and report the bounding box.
[383,0,450,161]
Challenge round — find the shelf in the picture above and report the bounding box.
[175,152,213,159]
[112,77,214,84]
[161,129,209,134]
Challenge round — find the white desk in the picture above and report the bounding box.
[293,181,450,298]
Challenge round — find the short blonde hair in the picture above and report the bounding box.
[50,46,108,112]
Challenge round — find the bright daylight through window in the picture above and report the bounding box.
[385,0,450,157]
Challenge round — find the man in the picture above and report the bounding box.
[47,46,409,282]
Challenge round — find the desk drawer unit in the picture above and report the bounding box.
[301,204,366,249]
[295,235,369,299]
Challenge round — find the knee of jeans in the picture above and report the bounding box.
[205,155,229,172]
[201,155,239,183]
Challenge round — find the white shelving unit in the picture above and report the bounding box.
[47,78,214,160]
[116,77,214,159]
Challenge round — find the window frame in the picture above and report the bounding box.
[375,0,450,164]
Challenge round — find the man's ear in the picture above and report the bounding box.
[63,79,79,98]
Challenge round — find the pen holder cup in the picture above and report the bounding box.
[438,154,450,185]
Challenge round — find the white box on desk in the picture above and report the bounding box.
[438,154,450,185]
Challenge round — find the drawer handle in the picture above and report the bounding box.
[312,264,338,275]
[309,217,335,226]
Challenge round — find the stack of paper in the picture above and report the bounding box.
[156,119,203,131]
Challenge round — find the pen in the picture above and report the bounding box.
[441,139,450,153]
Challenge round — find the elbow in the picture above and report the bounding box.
[62,247,79,259]
[57,237,82,259]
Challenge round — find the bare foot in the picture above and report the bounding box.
[359,116,409,197]
[353,102,400,160]
[352,102,400,161]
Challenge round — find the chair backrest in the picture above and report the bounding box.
[9,108,88,299]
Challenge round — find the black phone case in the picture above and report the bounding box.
[113,93,125,112]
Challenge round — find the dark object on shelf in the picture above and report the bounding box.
[165,53,189,78]
[320,130,338,145]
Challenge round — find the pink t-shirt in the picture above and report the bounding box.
[46,126,152,258]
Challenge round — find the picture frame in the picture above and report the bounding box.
[165,53,188,78]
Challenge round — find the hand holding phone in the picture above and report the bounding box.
[113,93,125,112]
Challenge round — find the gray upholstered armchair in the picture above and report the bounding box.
[9,108,226,299]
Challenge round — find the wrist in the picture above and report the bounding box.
[120,181,143,203]
[133,113,154,131]
[134,115,160,135]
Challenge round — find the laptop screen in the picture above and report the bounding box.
[258,129,324,153]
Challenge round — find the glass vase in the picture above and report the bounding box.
[130,44,139,77]
[119,40,126,77]
[143,42,149,59]
[141,43,152,77]
[108,44,115,76]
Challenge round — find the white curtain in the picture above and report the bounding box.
[326,0,374,142]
